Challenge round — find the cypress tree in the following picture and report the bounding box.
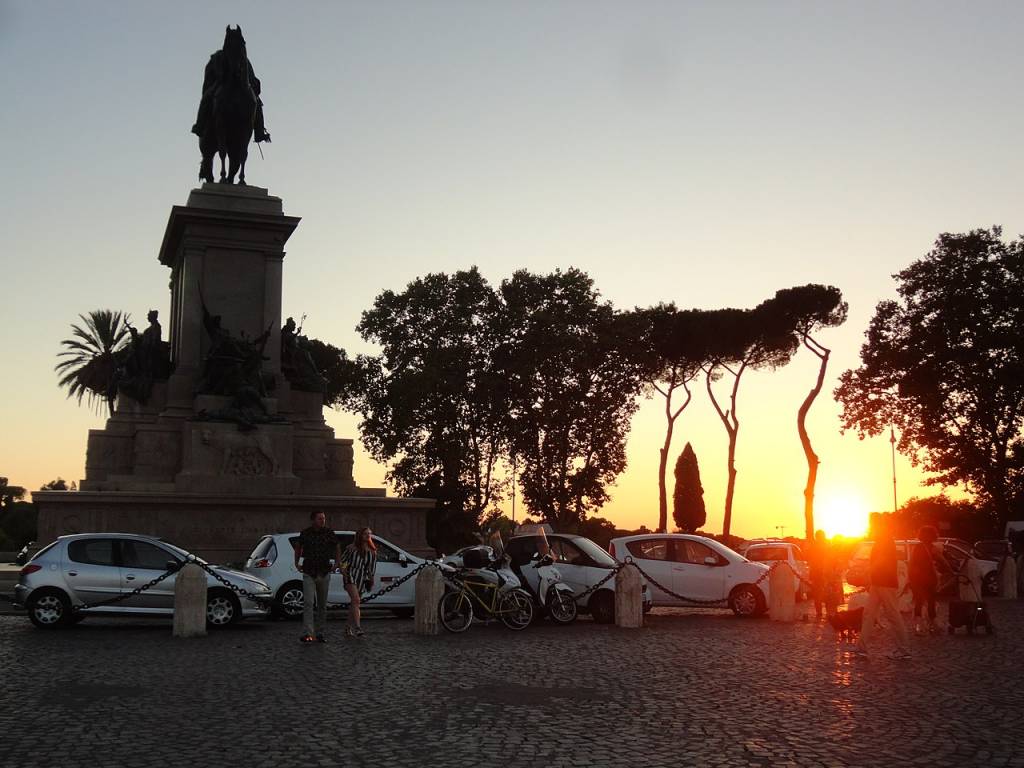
[673,442,706,532]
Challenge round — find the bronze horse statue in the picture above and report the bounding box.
[198,26,257,185]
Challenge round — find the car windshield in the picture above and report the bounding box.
[158,540,208,565]
[571,537,618,566]
[747,546,788,562]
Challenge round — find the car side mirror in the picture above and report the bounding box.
[398,554,408,568]
[166,560,182,572]
[703,556,718,567]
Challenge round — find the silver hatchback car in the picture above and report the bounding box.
[15,533,272,630]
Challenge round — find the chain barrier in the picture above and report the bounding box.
[71,567,179,612]
[192,560,275,608]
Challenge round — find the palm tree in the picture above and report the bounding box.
[55,310,132,416]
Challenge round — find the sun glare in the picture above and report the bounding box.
[816,495,869,539]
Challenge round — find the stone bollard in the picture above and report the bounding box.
[614,564,643,628]
[173,563,207,638]
[414,566,444,635]
[769,564,795,622]
[958,559,984,602]
[999,556,1017,600]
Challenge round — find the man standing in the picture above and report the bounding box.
[294,511,341,643]
[856,516,911,660]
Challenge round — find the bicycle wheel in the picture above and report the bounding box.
[438,590,473,633]
[498,589,534,630]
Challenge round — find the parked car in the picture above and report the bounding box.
[973,539,1012,562]
[743,541,810,600]
[245,531,425,619]
[607,534,770,616]
[15,533,271,630]
[845,539,1000,597]
[505,533,652,623]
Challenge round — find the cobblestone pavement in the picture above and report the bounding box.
[1,600,1020,768]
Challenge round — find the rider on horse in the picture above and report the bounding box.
[191,26,271,144]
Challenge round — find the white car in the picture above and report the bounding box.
[505,533,652,623]
[744,541,810,600]
[245,531,425,619]
[608,534,770,616]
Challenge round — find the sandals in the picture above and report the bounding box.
[300,634,315,644]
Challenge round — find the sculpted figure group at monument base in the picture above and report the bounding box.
[195,298,283,431]
[281,316,327,393]
[112,310,172,406]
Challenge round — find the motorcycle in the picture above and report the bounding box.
[520,552,577,625]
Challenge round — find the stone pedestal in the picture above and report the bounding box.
[414,567,444,635]
[614,565,643,628]
[38,184,433,562]
[769,564,796,622]
[999,556,1017,599]
[35,491,434,565]
[173,563,207,638]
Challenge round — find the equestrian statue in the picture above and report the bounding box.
[191,25,272,185]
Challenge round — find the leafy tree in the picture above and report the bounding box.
[672,442,706,533]
[629,305,708,532]
[494,269,645,531]
[302,337,359,409]
[887,495,991,541]
[0,477,26,508]
[835,228,1024,526]
[769,285,848,539]
[342,268,506,548]
[55,310,132,416]
[0,500,37,548]
[703,302,799,536]
[40,478,76,491]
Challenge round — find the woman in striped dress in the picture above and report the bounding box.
[340,527,377,637]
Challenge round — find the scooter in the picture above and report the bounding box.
[520,552,577,625]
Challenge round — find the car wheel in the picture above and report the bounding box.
[390,607,414,619]
[589,590,615,624]
[27,588,73,630]
[275,581,305,620]
[206,590,241,628]
[982,572,999,597]
[729,585,765,617]
[547,587,578,625]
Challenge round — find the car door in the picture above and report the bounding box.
[670,539,726,602]
[548,538,592,597]
[120,539,181,610]
[625,538,676,605]
[369,537,405,605]
[330,532,354,605]
[64,538,123,607]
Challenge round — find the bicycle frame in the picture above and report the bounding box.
[448,573,519,618]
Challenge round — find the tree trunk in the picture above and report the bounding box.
[798,339,829,540]
[722,429,738,537]
[656,378,691,534]
[707,364,743,537]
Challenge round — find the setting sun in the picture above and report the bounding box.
[816,494,870,539]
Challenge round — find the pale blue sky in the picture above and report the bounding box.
[2,2,1022,535]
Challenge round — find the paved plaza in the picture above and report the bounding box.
[1,601,1021,768]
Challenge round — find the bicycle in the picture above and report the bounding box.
[438,566,534,633]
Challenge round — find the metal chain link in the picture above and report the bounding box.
[192,560,275,607]
[570,564,621,604]
[623,559,732,607]
[71,567,179,612]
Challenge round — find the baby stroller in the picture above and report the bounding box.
[945,565,995,636]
